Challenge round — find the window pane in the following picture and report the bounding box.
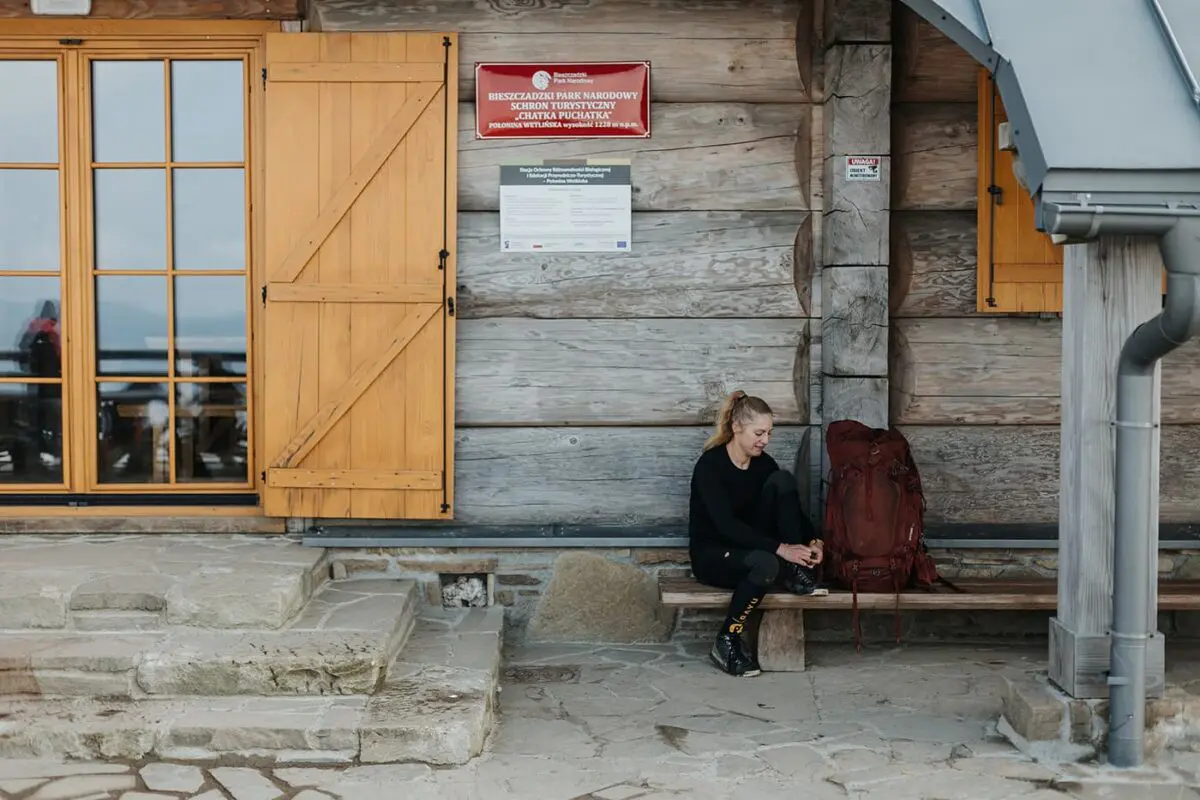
[92,60,165,163]
[94,168,166,270]
[171,61,245,163]
[0,169,59,270]
[0,61,58,164]
[97,381,169,484]
[0,383,63,484]
[0,276,61,378]
[175,382,247,483]
[175,275,247,377]
[96,275,168,376]
[173,169,245,270]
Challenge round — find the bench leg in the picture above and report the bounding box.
[757,609,805,672]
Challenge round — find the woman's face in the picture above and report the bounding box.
[732,412,773,456]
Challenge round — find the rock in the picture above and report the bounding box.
[211,767,285,800]
[140,763,205,793]
[527,553,674,643]
[1002,674,1066,742]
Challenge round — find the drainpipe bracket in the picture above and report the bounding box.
[1110,420,1158,429]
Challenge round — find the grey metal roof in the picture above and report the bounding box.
[902,0,1200,233]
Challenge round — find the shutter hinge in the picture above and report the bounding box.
[261,67,267,88]
[440,502,451,512]
[987,184,1003,205]
[260,470,266,482]
[446,296,455,317]
[437,248,449,270]
[261,285,267,304]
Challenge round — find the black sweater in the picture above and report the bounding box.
[687,445,782,555]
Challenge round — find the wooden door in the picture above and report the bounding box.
[261,32,457,519]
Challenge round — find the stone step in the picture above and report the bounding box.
[72,610,164,632]
[0,578,421,699]
[0,607,504,767]
[0,535,330,631]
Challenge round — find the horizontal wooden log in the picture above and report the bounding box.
[892,5,979,103]
[453,425,813,525]
[823,0,891,46]
[903,425,1200,525]
[456,318,814,426]
[0,0,301,17]
[314,0,806,103]
[891,317,1200,425]
[893,102,977,211]
[457,211,811,319]
[891,211,977,317]
[459,103,807,212]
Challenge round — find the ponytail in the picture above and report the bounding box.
[703,390,772,451]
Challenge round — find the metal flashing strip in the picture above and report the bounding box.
[1149,0,1200,109]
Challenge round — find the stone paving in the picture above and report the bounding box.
[4,641,1200,799]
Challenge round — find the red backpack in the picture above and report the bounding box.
[821,420,946,647]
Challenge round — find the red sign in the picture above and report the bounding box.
[475,62,651,139]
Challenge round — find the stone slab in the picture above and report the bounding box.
[211,767,286,800]
[1,580,418,699]
[0,608,503,767]
[140,762,205,793]
[0,534,328,631]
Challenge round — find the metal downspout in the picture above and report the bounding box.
[1109,218,1200,767]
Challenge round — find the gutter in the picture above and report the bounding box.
[1046,205,1200,768]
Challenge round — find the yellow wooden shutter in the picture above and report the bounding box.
[261,32,457,519]
[976,69,1064,313]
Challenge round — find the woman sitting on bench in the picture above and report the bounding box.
[689,390,823,678]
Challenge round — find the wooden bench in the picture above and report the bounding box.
[659,576,1200,672]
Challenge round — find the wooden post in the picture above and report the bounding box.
[1049,235,1166,699]
[757,609,807,672]
[820,0,892,429]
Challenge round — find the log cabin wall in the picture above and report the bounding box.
[314,0,823,529]
[889,7,1200,532]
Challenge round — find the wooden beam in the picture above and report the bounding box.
[267,468,441,490]
[268,283,444,304]
[455,318,815,426]
[312,0,807,102]
[890,211,978,317]
[892,102,977,211]
[0,0,304,18]
[892,4,978,103]
[457,211,810,319]
[268,63,443,83]
[1050,236,1166,699]
[458,102,809,213]
[891,316,1200,425]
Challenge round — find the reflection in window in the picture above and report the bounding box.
[0,277,62,378]
[175,382,247,482]
[171,61,245,163]
[96,382,169,484]
[94,169,167,270]
[0,170,61,270]
[0,60,59,164]
[174,275,246,377]
[92,60,165,164]
[173,169,245,270]
[95,275,168,376]
[0,384,62,484]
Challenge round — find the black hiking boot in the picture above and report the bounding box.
[781,561,818,595]
[711,631,761,677]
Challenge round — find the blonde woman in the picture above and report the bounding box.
[688,390,823,677]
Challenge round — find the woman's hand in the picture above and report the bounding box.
[776,543,815,566]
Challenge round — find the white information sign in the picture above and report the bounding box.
[499,163,632,252]
[845,155,882,182]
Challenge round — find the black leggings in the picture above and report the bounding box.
[691,470,817,635]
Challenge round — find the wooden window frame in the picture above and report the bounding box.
[0,21,276,511]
